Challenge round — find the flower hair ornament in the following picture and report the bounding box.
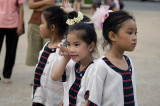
[91,5,113,29]
[66,11,84,26]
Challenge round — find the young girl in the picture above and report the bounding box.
[87,6,138,106]
[26,0,55,66]
[32,6,68,106]
[51,21,97,106]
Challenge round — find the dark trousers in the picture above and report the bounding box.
[32,102,45,106]
[0,28,19,78]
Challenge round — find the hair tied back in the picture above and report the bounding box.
[91,5,113,29]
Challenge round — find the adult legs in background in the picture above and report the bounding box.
[73,0,78,11]
[73,0,81,12]
[77,1,81,12]
[0,28,5,52]
[26,24,48,66]
[0,28,19,83]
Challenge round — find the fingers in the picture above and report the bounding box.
[56,44,68,56]
[61,0,73,14]
[56,45,63,56]
[63,0,68,4]
[62,0,69,7]
[62,0,67,7]
[16,29,21,36]
[56,44,65,52]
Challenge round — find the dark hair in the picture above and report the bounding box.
[102,11,135,48]
[67,22,97,53]
[42,6,68,39]
[68,11,90,22]
[81,15,95,28]
[67,11,92,26]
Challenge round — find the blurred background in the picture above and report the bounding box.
[0,0,160,106]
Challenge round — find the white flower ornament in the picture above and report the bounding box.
[66,11,84,26]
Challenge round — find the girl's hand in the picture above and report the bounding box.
[61,0,73,14]
[52,44,70,81]
[56,44,70,59]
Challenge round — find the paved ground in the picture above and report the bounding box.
[0,1,160,106]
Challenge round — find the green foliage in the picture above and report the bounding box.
[84,0,93,4]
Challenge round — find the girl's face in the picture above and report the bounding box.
[115,19,137,51]
[40,14,52,38]
[67,32,93,62]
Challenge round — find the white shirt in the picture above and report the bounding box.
[63,59,97,106]
[88,56,138,106]
[88,56,124,106]
[32,41,64,106]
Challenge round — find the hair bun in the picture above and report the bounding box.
[68,11,78,19]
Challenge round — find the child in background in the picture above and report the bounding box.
[88,6,138,106]
[27,0,55,86]
[32,6,68,106]
[51,21,98,105]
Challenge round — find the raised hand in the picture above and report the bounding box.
[61,0,73,14]
[56,44,70,57]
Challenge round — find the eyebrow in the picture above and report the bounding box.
[127,28,137,31]
[127,28,134,30]
[67,41,81,44]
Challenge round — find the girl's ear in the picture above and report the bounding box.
[89,42,95,52]
[50,24,55,32]
[108,31,117,42]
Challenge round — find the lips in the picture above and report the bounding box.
[132,43,136,47]
[71,55,78,59]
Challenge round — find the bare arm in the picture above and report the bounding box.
[51,44,71,81]
[17,3,24,36]
[28,0,55,9]
[34,4,53,12]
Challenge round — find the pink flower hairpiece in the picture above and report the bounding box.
[91,5,113,29]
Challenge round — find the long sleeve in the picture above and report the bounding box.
[88,60,108,105]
